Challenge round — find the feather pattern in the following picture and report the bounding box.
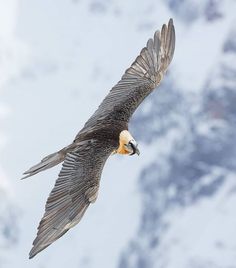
[29,140,114,259]
[25,19,175,259]
[79,18,175,135]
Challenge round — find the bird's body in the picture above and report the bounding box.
[23,19,176,258]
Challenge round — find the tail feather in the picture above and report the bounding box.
[22,144,76,179]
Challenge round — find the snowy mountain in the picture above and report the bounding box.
[0,0,236,268]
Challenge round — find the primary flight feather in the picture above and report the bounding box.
[23,19,175,258]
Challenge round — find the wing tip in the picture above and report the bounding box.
[21,171,33,180]
[168,18,175,38]
[29,247,38,259]
[29,242,50,259]
[29,252,35,259]
[169,18,174,25]
[154,18,173,37]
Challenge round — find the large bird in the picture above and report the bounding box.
[23,19,175,258]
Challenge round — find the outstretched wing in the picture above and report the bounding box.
[79,19,175,135]
[29,140,113,259]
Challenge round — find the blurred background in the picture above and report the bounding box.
[1,0,236,267]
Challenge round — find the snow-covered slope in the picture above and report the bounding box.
[0,0,236,268]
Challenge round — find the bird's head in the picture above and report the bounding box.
[116,130,140,156]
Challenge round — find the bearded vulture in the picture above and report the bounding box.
[23,19,175,258]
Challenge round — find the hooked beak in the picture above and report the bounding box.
[129,142,140,156]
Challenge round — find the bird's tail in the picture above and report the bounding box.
[22,143,76,179]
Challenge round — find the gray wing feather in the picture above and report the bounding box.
[80,19,175,134]
[29,140,113,259]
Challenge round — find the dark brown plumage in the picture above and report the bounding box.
[23,19,176,258]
